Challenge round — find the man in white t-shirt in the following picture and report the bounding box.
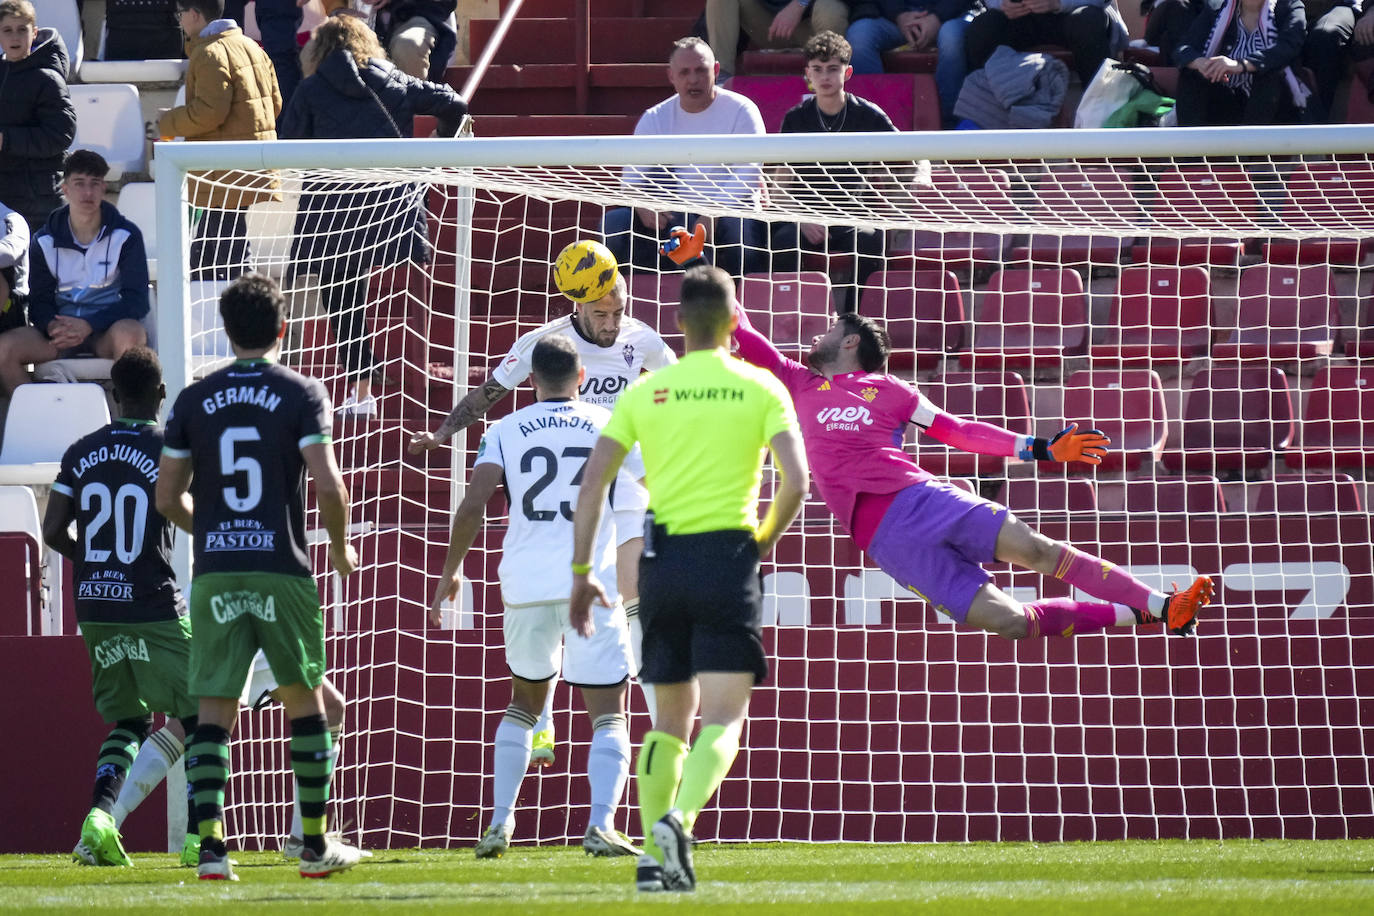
[602,36,768,279]
[408,267,675,761]
[428,334,643,859]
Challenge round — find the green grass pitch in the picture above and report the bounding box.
[3,840,1373,913]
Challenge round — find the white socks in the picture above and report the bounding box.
[111,725,182,828]
[491,707,536,831]
[587,713,630,833]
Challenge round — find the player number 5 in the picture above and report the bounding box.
[220,427,264,513]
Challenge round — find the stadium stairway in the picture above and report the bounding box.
[448,0,700,137]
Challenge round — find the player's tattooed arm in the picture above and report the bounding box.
[408,377,511,453]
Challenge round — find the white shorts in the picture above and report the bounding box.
[239,648,278,708]
[614,507,646,548]
[503,600,633,687]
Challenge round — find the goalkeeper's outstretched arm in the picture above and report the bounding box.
[408,377,512,454]
[919,409,1111,466]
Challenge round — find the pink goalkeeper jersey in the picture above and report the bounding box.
[734,311,1027,548]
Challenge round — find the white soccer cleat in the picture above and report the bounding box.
[285,833,371,861]
[197,846,238,881]
[71,840,97,867]
[299,837,363,878]
[474,824,511,859]
[582,825,640,857]
[335,391,378,418]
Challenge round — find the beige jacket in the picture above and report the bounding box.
[158,24,282,210]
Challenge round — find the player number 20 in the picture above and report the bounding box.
[520,445,591,522]
[220,427,264,513]
[82,482,149,564]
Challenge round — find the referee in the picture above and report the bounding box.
[570,265,809,893]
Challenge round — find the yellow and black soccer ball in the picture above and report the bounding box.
[552,239,619,304]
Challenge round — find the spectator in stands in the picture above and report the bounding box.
[603,37,768,280]
[772,31,894,310]
[104,0,184,60]
[372,0,459,83]
[279,14,468,416]
[1352,4,1374,67]
[0,198,29,336]
[1173,0,1308,126]
[224,0,303,104]
[0,0,77,232]
[846,0,980,128]
[705,0,851,81]
[0,150,149,396]
[964,0,1129,88]
[1301,0,1359,121]
[1142,0,1204,65]
[158,0,282,282]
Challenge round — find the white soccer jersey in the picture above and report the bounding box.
[476,399,645,607]
[490,314,677,410]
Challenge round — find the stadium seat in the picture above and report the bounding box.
[738,272,833,356]
[245,178,301,280]
[858,270,964,372]
[916,371,1031,477]
[1089,265,1212,365]
[1161,363,1293,476]
[115,182,157,281]
[1264,161,1374,266]
[0,487,43,636]
[1254,473,1363,514]
[1121,476,1226,514]
[1211,264,1338,362]
[995,477,1098,514]
[1284,365,1374,472]
[0,384,111,485]
[1130,164,1260,266]
[1008,165,1140,266]
[78,58,187,84]
[891,167,1013,274]
[959,268,1089,373]
[1056,369,1167,473]
[70,84,147,182]
[37,0,83,79]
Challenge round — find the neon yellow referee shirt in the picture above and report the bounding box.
[601,347,799,536]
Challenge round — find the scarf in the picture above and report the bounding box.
[1202,0,1310,107]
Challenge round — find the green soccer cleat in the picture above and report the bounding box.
[80,809,132,867]
[530,728,555,768]
[179,833,200,867]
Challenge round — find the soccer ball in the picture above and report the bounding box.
[553,239,619,304]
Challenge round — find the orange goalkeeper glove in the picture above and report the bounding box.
[660,223,706,265]
[1021,424,1111,464]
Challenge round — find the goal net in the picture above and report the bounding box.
[153,127,1374,849]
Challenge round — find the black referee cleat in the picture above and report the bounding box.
[635,854,666,892]
[651,809,696,892]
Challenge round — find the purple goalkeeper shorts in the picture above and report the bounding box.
[865,479,1008,623]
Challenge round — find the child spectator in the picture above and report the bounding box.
[157,0,282,282]
[846,0,980,128]
[279,14,468,416]
[0,150,149,395]
[0,0,78,232]
[772,31,895,310]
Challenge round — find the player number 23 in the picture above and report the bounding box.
[520,445,591,522]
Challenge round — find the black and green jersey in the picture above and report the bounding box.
[53,420,184,624]
[163,359,332,579]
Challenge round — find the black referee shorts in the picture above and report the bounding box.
[637,528,767,685]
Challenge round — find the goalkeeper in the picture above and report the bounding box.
[660,223,1215,639]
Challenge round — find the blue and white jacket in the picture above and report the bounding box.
[30,200,149,333]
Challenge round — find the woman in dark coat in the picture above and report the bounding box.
[1174,0,1308,126]
[279,13,467,414]
[0,2,78,231]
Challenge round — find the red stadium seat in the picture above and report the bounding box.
[995,477,1098,514]
[1264,161,1374,266]
[891,167,1013,274]
[1121,476,1226,514]
[739,272,834,357]
[1130,164,1260,266]
[1212,264,1338,362]
[1056,369,1168,473]
[1255,473,1363,514]
[960,268,1088,373]
[916,371,1032,477]
[1285,365,1374,472]
[1008,165,1140,266]
[1089,265,1212,365]
[859,270,964,372]
[722,74,926,132]
[1161,363,1293,475]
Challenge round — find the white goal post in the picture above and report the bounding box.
[152,125,1374,850]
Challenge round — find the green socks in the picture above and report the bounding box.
[186,724,231,845]
[636,730,687,861]
[290,715,334,855]
[674,723,741,833]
